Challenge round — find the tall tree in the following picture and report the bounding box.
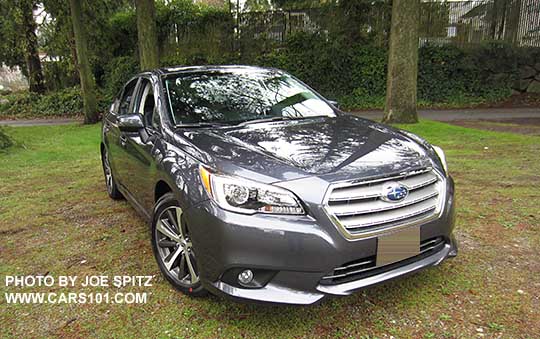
[69,0,99,124]
[0,0,45,93]
[20,1,45,93]
[382,0,420,124]
[135,0,159,70]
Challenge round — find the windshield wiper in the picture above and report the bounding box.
[236,115,326,127]
[236,116,294,127]
[175,122,224,128]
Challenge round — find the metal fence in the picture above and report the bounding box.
[421,0,540,47]
[160,0,540,61]
[235,0,540,48]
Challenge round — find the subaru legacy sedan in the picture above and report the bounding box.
[101,65,457,304]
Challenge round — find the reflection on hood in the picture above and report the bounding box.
[178,115,432,181]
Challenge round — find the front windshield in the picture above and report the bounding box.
[163,68,336,125]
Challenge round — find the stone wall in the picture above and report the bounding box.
[513,62,540,94]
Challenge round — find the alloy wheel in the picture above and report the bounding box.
[154,206,200,286]
[103,151,113,194]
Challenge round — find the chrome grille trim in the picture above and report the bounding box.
[331,186,439,216]
[334,259,374,271]
[320,237,445,282]
[341,198,438,229]
[321,264,376,280]
[328,169,436,202]
[323,168,446,240]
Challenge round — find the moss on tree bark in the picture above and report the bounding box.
[69,0,99,124]
[136,0,159,70]
[21,0,45,94]
[383,0,420,124]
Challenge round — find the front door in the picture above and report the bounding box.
[108,78,139,189]
[119,77,161,213]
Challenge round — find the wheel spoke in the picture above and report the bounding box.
[175,207,184,238]
[104,153,113,190]
[164,247,183,271]
[155,205,199,286]
[156,219,180,242]
[177,255,186,280]
[184,252,198,284]
[158,239,176,248]
[166,209,179,233]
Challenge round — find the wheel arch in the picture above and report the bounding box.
[155,180,173,203]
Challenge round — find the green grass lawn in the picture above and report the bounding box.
[1,121,539,339]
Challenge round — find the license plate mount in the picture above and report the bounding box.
[376,226,420,266]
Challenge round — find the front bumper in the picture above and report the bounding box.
[184,177,457,305]
[208,236,457,304]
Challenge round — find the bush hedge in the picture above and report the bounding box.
[0,87,89,119]
[257,36,519,109]
[102,56,139,101]
[0,126,13,150]
[3,37,535,119]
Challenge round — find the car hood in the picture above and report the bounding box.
[175,115,434,183]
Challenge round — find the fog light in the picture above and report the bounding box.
[238,269,254,285]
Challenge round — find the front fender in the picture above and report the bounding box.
[156,139,208,213]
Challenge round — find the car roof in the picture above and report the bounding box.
[149,65,278,77]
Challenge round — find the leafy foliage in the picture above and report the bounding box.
[258,35,518,109]
[0,126,13,150]
[0,0,29,70]
[1,0,536,117]
[158,0,234,64]
[102,56,139,101]
[0,87,88,118]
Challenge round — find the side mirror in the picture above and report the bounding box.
[118,114,144,132]
[328,100,340,109]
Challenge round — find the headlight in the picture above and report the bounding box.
[401,130,448,175]
[199,166,305,215]
[432,145,448,174]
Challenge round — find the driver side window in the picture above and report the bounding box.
[135,79,159,130]
[119,79,138,115]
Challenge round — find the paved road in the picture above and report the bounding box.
[350,107,539,121]
[0,118,84,127]
[0,108,538,126]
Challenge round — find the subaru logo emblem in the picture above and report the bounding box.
[381,182,409,203]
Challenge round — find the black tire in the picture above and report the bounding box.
[151,192,206,296]
[101,147,123,200]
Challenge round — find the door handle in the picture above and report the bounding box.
[120,135,127,147]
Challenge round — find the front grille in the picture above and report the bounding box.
[320,236,446,285]
[325,168,444,238]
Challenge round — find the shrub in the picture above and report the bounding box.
[257,34,520,109]
[0,92,40,118]
[0,126,13,150]
[0,87,93,119]
[256,32,356,100]
[102,56,139,101]
[39,87,84,116]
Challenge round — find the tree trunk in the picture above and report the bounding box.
[20,0,45,94]
[504,0,522,45]
[68,26,80,85]
[69,0,99,124]
[135,0,159,70]
[382,0,420,124]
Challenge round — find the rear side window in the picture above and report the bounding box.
[119,79,138,115]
